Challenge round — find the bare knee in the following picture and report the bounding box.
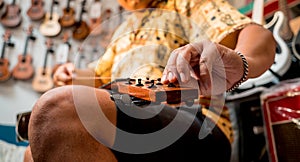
[28,85,117,161]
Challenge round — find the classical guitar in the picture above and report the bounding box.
[238,0,291,90]
[39,0,61,37]
[0,0,22,28]
[0,31,14,82]
[73,0,90,40]
[59,0,76,28]
[12,26,36,80]
[53,32,71,73]
[27,0,45,21]
[89,0,102,36]
[32,39,54,93]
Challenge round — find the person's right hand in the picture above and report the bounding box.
[53,63,75,86]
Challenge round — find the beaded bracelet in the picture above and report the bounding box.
[226,51,249,92]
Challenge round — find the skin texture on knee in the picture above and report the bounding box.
[28,86,118,162]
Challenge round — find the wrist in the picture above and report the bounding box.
[226,51,249,92]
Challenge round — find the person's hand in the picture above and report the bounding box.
[53,63,75,86]
[161,40,245,96]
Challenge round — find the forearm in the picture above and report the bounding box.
[235,24,276,78]
[67,68,103,88]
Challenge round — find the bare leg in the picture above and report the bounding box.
[23,146,33,162]
[28,85,118,162]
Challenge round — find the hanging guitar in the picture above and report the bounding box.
[0,31,15,82]
[59,0,76,28]
[12,26,36,80]
[53,32,71,73]
[73,0,90,40]
[237,0,292,90]
[39,0,61,37]
[32,39,54,93]
[75,46,87,69]
[27,0,45,21]
[89,0,102,36]
[0,0,22,28]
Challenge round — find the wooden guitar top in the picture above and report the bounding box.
[104,78,199,104]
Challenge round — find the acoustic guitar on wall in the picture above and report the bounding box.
[32,39,54,93]
[27,0,45,21]
[89,0,102,36]
[59,0,76,28]
[53,32,71,73]
[0,31,15,82]
[0,0,22,28]
[73,0,90,40]
[39,0,61,37]
[12,26,36,80]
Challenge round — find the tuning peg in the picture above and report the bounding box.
[7,42,15,48]
[30,36,36,41]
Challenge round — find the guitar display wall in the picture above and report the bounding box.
[0,0,121,125]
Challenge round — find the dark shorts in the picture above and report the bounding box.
[109,95,231,162]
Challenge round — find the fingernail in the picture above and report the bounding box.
[180,73,187,82]
[168,72,173,80]
[161,75,167,82]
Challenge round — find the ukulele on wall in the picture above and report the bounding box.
[12,26,36,80]
[0,0,22,28]
[73,0,90,40]
[27,0,45,21]
[0,31,15,82]
[89,0,102,36]
[39,0,61,37]
[32,39,54,93]
[59,0,76,28]
[53,32,71,73]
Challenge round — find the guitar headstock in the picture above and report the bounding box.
[25,25,36,41]
[3,30,15,47]
[3,30,12,42]
[45,39,54,53]
[108,78,199,105]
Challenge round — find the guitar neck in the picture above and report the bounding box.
[78,0,86,23]
[278,0,294,41]
[252,0,265,25]
[50,0,55,20]
[0,42,6,59]
[66,0,71,10]
[12,0,16,5]
[42,50,50,73]
[22,36,31,57]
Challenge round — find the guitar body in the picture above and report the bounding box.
[0,58,11,82]
[0,4,22,28]
[12,55,34,80]
[27,0,45,21]
[73,21,90,40]
[292,30,300,60]
[32,67,53,93]
[39,13,62,37]
[59,8,76,28]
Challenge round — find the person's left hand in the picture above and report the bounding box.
[161,40,245,96]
